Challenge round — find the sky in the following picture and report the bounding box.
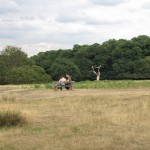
[0,0,150,56]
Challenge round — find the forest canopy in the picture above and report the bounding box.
[0,35,150,84]
[31,35,150,81]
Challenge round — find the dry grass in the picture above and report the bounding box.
[0,86,150,150]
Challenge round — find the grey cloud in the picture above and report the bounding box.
[0,19,40,32]
[12,0,63,9]
[55,9,86,23]
[0,0,148,57]
[56,14,84,23]
[141,2,150,9]
[56,11,123,26]
[0,0,19,14]
[56,15,79,23]
[88,0,126,6]
[20,16,35,21]
[1,18,13,23]
[85,19,122,25]
[0,32,17,39]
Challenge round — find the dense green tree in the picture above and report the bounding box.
[1,46,32,68]
[135,56,150,79]
[31,50,60,74]
[73,44,89,52]
[131,35,150,56]
[30,35,150,80]
[0,46,33,84]
[0,46,50,84]
[75,58,92,80]
[10,65,51,84]
[58,49,74,59]
[50,58,81,81]
[0,56,6,84]
[112,40,144,79]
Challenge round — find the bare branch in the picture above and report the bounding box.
[92,66,98,75]
[91,66,94,70]
[95,65,101,69]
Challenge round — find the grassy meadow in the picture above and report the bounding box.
[0,80,150,150]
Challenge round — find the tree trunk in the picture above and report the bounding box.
[92,65,101,81]
[96,75,100,81]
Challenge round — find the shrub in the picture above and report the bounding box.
[10,65,51,84]
[0,110,28,127]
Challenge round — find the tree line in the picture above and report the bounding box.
[31,35,150,81]
[0,35,150,84]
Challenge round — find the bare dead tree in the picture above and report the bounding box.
[91,65,101,81]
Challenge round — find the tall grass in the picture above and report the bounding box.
[0,88,149,149]
[0,110,28,127]
[1,94,17,102]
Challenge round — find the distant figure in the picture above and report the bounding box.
[54,75,66,90]
[66,74,72,82]
[54,74,73,90]
[59,76,66,85]
[65,74,72,90]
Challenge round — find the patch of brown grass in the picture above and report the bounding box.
[0,87,150,150]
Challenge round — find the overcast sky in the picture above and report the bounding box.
[0,0,150,56]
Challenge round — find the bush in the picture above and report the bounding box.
[10,65,51,84]
[0,110,28,127]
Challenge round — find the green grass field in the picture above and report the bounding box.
[16,80,150,89]
[0,81,150,150]
[74,80,150,89]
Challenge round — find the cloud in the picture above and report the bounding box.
[56,12,85,23]
[0,0,19,14]
[141,2,150,9]
[0,0,150,56]
[85,19,123,25]
[88,0,126,6]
